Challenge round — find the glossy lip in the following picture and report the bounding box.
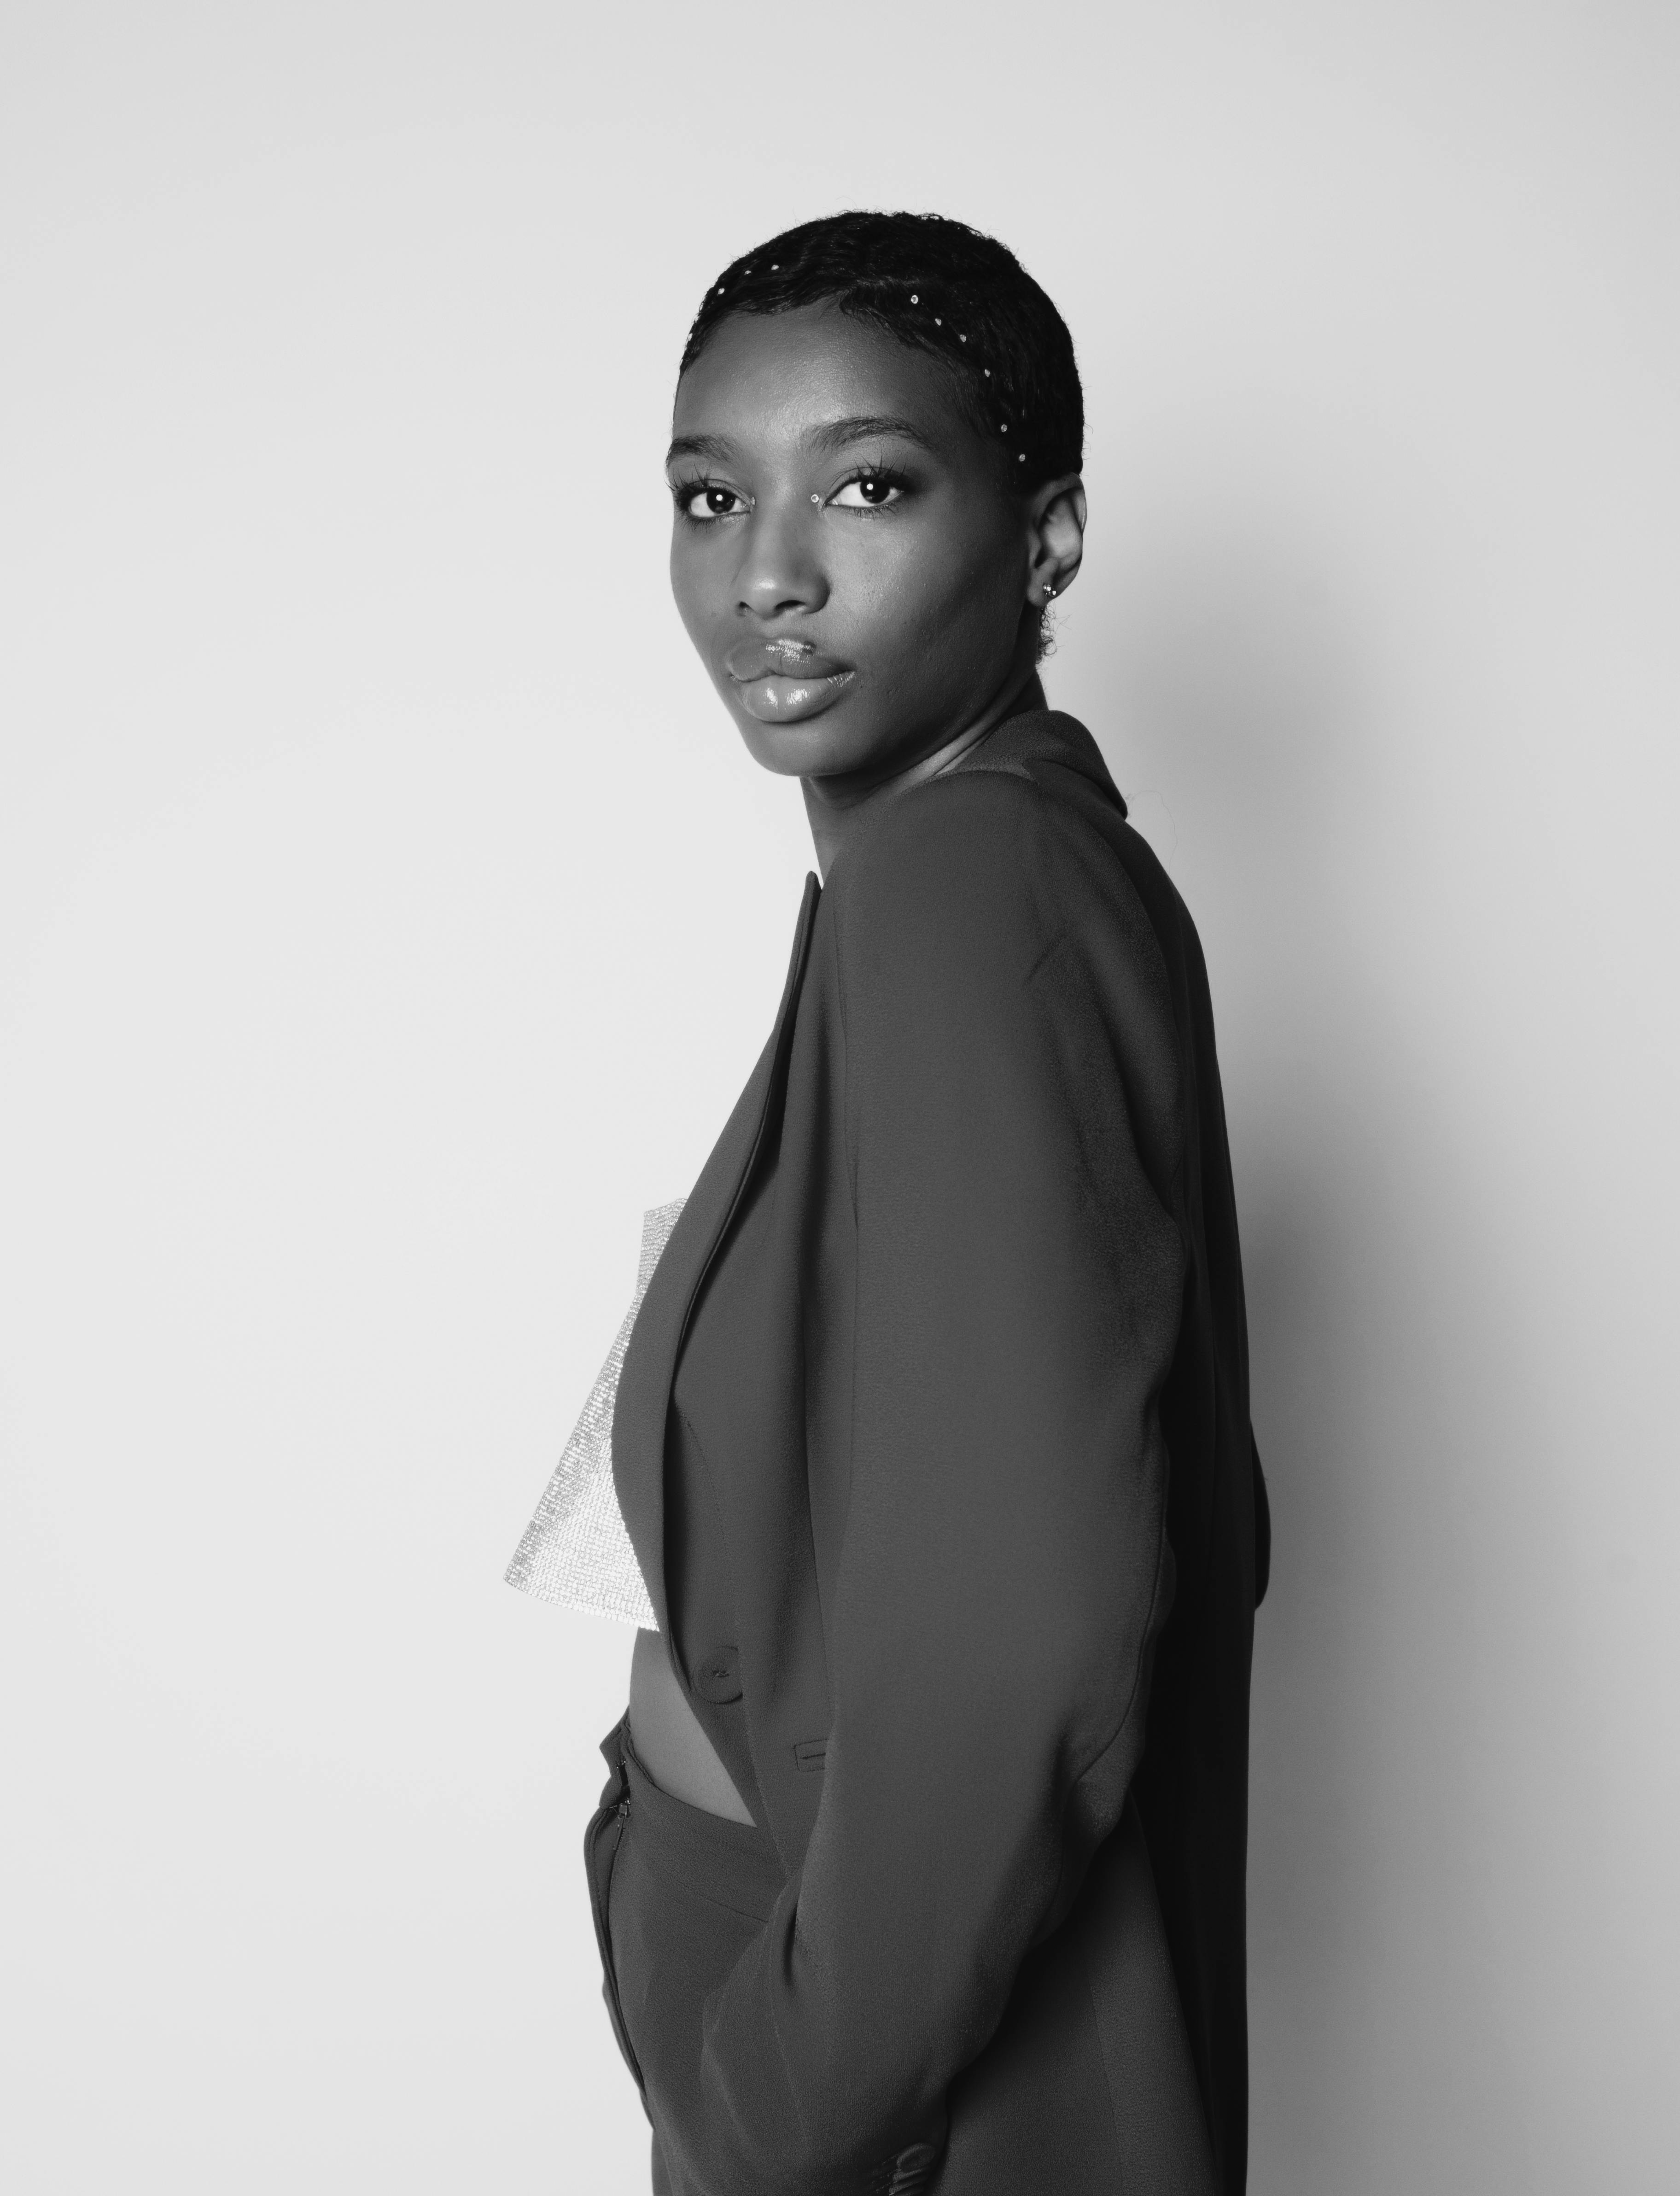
[724,636,848,681]
[725,637,855,725]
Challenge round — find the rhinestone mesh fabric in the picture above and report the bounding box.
[502,1198,686,1629]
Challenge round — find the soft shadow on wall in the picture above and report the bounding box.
[1066,448,1550,2190]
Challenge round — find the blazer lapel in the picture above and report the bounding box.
[612,871,822,1647]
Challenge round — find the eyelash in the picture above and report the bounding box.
[671,462,913,524]
[837,463,911,514]
[672,475,743,522]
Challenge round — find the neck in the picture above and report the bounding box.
[800,664,1047,884]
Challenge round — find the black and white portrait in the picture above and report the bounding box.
[1,7,1674,2192]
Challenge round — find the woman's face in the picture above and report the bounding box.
[668,304,1053,788]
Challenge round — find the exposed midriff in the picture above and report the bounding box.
[628,1625,756,1824]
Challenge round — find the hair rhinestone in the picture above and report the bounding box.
[910,293,919,304]
[934,316,941,325]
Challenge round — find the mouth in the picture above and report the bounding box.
[724,637,855,725]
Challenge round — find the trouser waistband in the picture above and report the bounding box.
[618,1717,786,1925]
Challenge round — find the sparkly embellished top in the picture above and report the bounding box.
[502,1200,682,1630]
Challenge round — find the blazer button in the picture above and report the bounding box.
[693,1646,743,1704]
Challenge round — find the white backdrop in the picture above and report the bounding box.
[2,5,1676,2190]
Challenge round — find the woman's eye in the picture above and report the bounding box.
[830,475,905,510]
[678,483,746,520]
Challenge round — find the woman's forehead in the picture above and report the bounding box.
[671,305,979,456]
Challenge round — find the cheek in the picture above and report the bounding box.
[668,530,723,647]
[843,512,1018,661]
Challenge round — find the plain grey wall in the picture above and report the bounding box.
[2,5,1675,2190]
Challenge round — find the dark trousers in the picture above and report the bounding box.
[584,1717,1217,2195]
[586,1716,784,2196]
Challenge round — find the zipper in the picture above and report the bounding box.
[588,1743,644,2094]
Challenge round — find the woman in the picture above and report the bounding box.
[516,211,1268,2196]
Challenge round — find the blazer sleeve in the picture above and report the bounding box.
[690,775,1190,2193]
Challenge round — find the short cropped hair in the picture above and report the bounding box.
[679,211,1084,493]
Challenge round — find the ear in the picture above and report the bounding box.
[1025,475,1087,608]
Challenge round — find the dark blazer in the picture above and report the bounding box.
[614,707,1267,2196]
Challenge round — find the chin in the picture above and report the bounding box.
[733,708,871,781]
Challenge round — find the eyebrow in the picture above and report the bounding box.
[665,414,937,470]
[807,414,936,455]
[665,432,734,466]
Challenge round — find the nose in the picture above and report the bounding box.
[735,491,827,619]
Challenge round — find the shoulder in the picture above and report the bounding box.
[822,764,1185,1165]
[826,763,1170,1016]
[827,768,1072,984]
